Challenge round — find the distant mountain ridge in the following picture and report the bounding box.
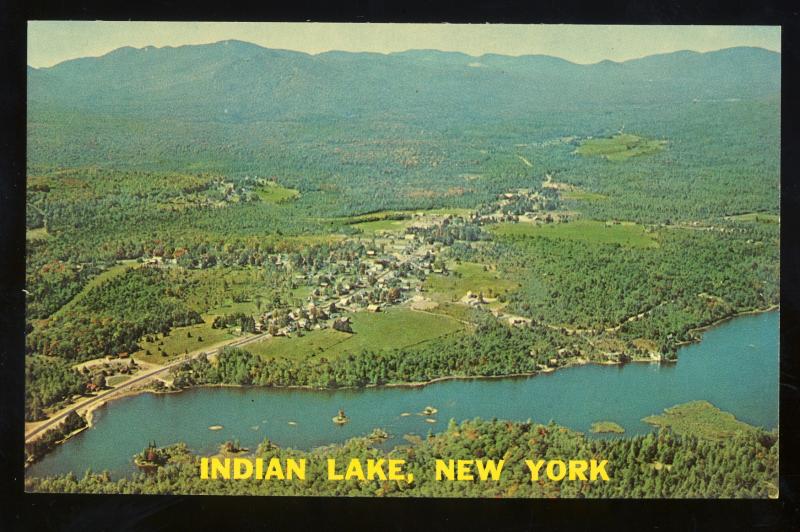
[29,40,778,69]
[28,41,780,123]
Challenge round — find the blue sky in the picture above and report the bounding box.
[28,22,781,68]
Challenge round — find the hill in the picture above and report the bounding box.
[28,42,779,123]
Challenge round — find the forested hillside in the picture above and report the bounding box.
[28,42,779,121]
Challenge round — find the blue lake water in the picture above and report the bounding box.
[27,311,779,479]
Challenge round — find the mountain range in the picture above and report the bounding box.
[28,41,780,123]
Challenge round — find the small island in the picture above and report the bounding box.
[421,406,438,416]
[133,441,168,469]
[367,428,390,442]
[590,421,625,434]
[220,439,249,455]
[642,401,757,440]
[332,409,349,425]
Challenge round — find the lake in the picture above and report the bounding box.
[27,311,778,479]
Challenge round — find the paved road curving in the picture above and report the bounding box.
[24,333,264,443]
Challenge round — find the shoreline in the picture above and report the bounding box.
[25,305,778,467]
[177,304,779,392]
[673,304,779,349]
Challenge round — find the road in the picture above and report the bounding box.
[24,332,265,443]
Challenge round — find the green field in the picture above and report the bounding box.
[575,133,666,161]
[26,227,51,241]
[106,374,131,387]
[425,262,519,302]
[133,319,236,364]
[423,301,481,322]
[490,219,658,248]
[256,184,300,203]
[728,212,780,224]
[642,401,758,441]
[247,308,464,361]
[245,328,352,361]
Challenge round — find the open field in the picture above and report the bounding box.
[106,375,131,387]
[354,218,413,234]
[425,262,519,302]
[133,319,236,364]
[245,328,352,361]
[642,401,758,441]
[727,212,780,224]
[420,301,480,322]
[247,308,465,361]
[490,219,658,248]
[575,133,666,161]
[256,184,300,203]
[26,227,51,241]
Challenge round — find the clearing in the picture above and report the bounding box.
[247,308,464,361]
[106,374,132,387]
[26,227,51,241]
[354,218,413,234]
[133,318,236,364]
[256,183,300,203]
[575,133,666,161]
[424,262,519,303]
[727,212,780,224]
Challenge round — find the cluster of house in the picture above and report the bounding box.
[256,240,445,337]
[82,359,139,392]
[466,189,565,225]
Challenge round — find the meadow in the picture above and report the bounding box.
[574,133,667,161]
[424,261,520,302]
[26,227,50,241]
[255,183,300,203]
[246,308,465,362]
[133,319,237,364]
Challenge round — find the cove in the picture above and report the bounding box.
[27,311,779,479]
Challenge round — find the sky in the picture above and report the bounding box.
[27,22,781,68]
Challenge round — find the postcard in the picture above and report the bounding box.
[24,22,780,498]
